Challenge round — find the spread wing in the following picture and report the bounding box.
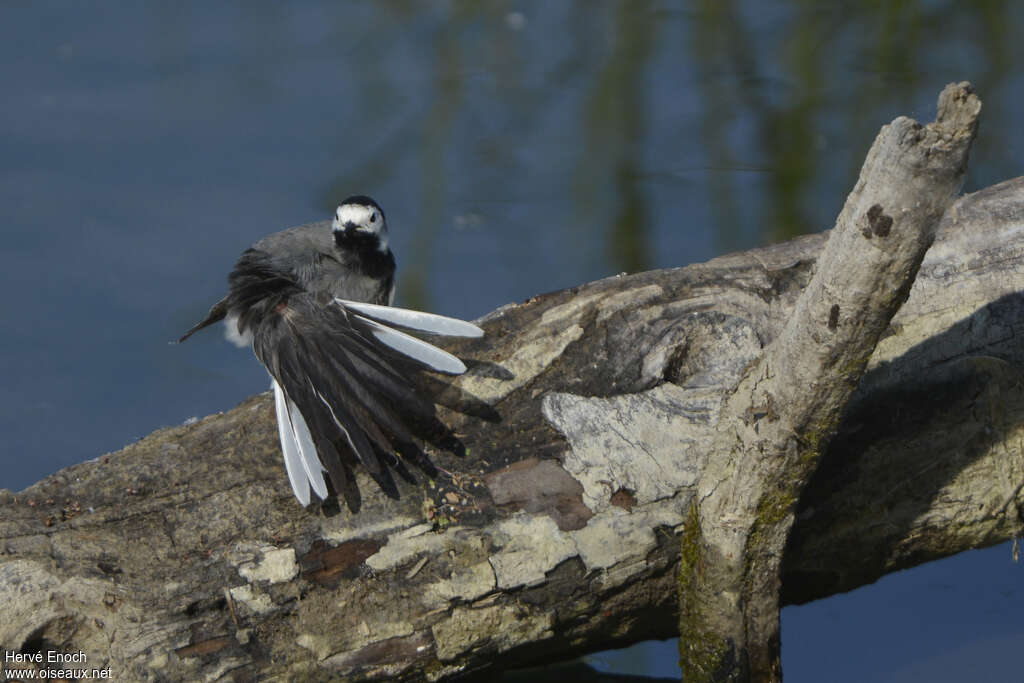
[254,294,481,511]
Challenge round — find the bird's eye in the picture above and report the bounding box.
[370,213,377,223]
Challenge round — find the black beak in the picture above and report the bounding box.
[334,221,362,247]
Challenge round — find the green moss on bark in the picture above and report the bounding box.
[677,502,734,682]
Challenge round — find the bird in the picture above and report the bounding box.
[178,195,483,512]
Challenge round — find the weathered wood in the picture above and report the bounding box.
[2,103,1023,682]
[678,82,981,681]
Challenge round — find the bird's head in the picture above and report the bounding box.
[332,195,389,253]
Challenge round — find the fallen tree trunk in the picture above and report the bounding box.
[2,84,1023,682]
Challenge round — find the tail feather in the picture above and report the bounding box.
[311,336,452,449]
[253,293,477,509]
[321,439,363,512]
[311,337,422,441]
[272,380,312,506]
[275,335,401,499]
[285,390,329,501]
[285,376,363,512]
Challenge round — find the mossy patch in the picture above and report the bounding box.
[677,502,734,682]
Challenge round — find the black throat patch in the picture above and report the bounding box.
[334,230,396,280]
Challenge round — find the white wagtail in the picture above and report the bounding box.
[179,196,482,511]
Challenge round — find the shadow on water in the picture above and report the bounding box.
[499,659,675,682]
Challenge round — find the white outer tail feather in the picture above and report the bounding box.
[287,394,329,500]
[273,380,309,505]
[272,378,328,505]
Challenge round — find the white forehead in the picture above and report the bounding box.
[334,203,379,228]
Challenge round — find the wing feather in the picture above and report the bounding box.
[352,315,467,374]
[337,299,483,337]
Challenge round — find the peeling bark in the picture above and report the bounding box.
[2,84,1024,682]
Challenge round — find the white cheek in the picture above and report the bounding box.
[335,204,373,227]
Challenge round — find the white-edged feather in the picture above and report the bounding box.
[286,394,329,501]
[313,386,359,455]
[272,379,310,506]
[337,299,483,338]
[354,315,468,374]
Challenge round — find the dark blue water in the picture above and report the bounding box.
[2,2,1022,679]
